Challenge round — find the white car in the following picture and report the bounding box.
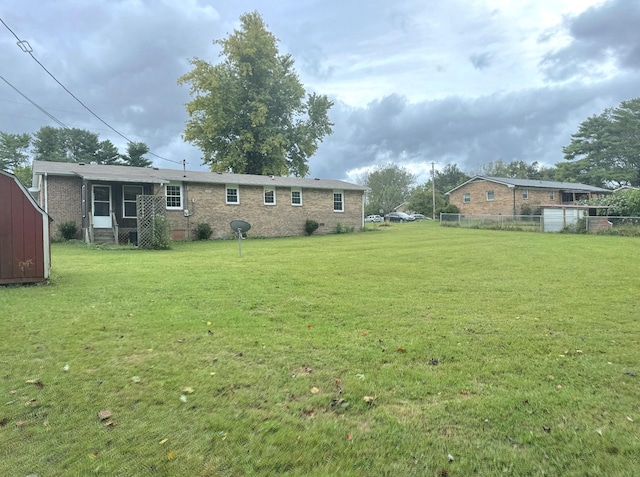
[365,214,383,222]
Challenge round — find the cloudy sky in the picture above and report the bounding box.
[1,0,639,183]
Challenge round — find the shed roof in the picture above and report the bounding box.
[445,176,612,195]
[32,160,367,191]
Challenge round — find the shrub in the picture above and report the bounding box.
[194,222,213,240]
[304,219,319,236]
[151,216,171,249]
[58,221,77,241]
[333,222,354,234]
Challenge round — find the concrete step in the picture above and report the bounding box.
[93,229,116,244]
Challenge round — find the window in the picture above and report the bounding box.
[291,188,302,206]
[486,190,494,201]
[165,183,182,209]
[333,190,344,212]
[123,185,143,218]
[463,193,471,203]
[226,185,239,204]
[522,189,529,199]
[549,191,556,200]
[264,187,276,205]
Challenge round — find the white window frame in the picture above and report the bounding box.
[463,193,471,203]
[123,185,143,218]
[549,191,556,200]
[522,189,529,199]
[291,188,302,206]
[333,190,344,212]
[486,190,494,201]
[226,184,239,204]
[165,183,183,210]
[264,187,276,205]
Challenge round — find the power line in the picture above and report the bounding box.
[0,74,69,128]
[0,16,182,165]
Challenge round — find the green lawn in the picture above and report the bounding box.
[1,222,639,476]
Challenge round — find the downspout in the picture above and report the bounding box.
[82,180,89,242]
[42,211,51,279]
[43,173,48,214]
[512,187,516,216]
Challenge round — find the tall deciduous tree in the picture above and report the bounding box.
[476,159,553,180]
[362,163,416,216]
[435,164,469,193]
[0,132,31,171]
[562,98,640,187]
[178,11,333,177]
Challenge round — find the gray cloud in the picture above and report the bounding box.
[469,52,493,70]
[2,0,639,185]
[309,73,640,181]
[541,0,640,81]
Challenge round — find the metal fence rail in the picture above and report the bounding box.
[440,213,542,232]
[441,213,640,234]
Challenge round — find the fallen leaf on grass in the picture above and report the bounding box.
[361,332,368,336]
[307,324,313,329]
[131,376,141,383]
[97,410,112,421]
[16,420,26,427]
[363,396,374,404]
[396,348,407,353]
[159,438,168,445]
[179,395,187,403]
[182,387,195,394]
[310,387,320,395]
[63,364,70,372]
[627,416,634,422]
[25,379,44,389]
[167,451,175,460]
[347,433,353,441]
[103,420,117,427]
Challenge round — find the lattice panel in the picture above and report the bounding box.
[136,195,167,249]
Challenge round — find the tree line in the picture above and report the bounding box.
[0,126,151,186]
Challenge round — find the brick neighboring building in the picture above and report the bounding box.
[446,176,611,216]
[31,160,366,243]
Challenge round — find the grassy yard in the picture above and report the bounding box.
[1,222,639,476]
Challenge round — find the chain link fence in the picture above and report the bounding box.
[441,213,640,234]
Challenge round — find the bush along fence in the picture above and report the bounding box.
[440,213,640,235]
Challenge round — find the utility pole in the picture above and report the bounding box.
[431,162,436,220]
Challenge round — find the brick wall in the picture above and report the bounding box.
[43,176,83,239]
[156,182,364,239]
[449,180,562,215]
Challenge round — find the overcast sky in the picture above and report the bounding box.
[2,0,639,184]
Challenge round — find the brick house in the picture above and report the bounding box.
[446,176,611,216]
[31,160,366,243]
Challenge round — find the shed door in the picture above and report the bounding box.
[92,185,112,228]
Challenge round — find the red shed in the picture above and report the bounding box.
[0,170,51,284]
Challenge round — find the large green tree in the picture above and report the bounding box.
[434,164,469,193]
[121,142,152,167]
[31,126,150,167]
[178,11,333,177]
[561,98,640,187]
[476,159,554,180]
[362,163,416,216]
[0,132,31,172]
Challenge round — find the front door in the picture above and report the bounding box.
[92,185,112,228]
